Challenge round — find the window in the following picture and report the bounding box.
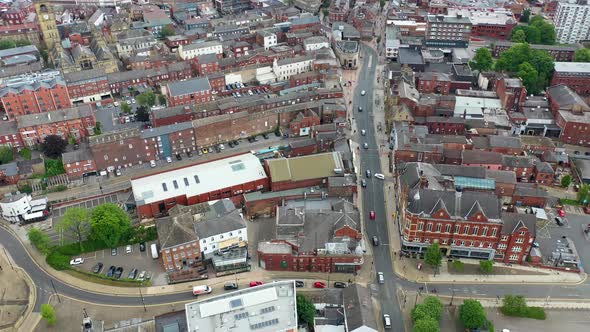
[482,227,488,236]
[498,243,507,249]
[173,180,178,189]
[512,246,522,252]
[491,228,497,237]
[472,226,479,236]
[501,235,509,241]
[509,254,518,261]
[463,225,469,234]
[162,183,168,191]
[519,231,526,236]
[516,238,524,244]
[427,223,433,232]
[194,175,200,184]
[418,222,424,231]
[436,224,442,233]
[184,178,189,186]
[454,225,460,233]
[451,239,456,245]
[460,240,465,246]
[445,224,451,233]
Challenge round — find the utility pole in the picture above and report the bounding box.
[50,279,61,303]
[138,287,147,312]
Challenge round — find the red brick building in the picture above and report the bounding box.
[0,121,22,149]
[193,54,220,76]
[501,155,536,182]
[416,72,451,95]
[64,68,112,106]
[534,162,555,185]
[551,62,590,95]
[496,77,526,112]
[166,77,212,107]
[289,110,320,136]
[265,152,346,191]
[108,62,193,95]
[62,147,97,179]
[425,116,466,135]
[89,128,158,173]
[17,105,95,146]
[511,185,549,207]
[150,105,194,127]
[547,84,590,146]
[0,71,71,120]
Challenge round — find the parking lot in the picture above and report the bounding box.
[75,241,167,285]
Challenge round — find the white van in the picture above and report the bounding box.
[192,285,212,296]
[377,272,384,284]
[383,314,392,329]
[150,243,159,259]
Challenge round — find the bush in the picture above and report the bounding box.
[18,183,33,194]
[44,158,66,177]
[0,146,14,164]
[19,148,32,160]
[500,295,546,320]
[561,174,572,188]
[55,238,106,256]
[479,260,494,274]
[46,251,70,270]
[46,184,68,193]
[28,228,51,254]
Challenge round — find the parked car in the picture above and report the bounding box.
[555,217,564,226]
[176,154,182,161]
[361,90,366,96]
[92,262,103,273]
[166,156,172,163]
[295,280,305,288]
[137,271,146,281]
[313,281,326,289]
[149,160,156,168]
[228,141,235,148]
[201,148,208,154]
[111,248,117,256]
[363,143,369,149]
[128,268,138,280]
[262,133,269,139]
[139,242,146,252]
[70,257,84,265]
[224,282,239,290]
[372,236,379,246]
[370,211,376,220]
[249,281,263,287]
[114,267,124,279]
[358,106,363,112]
[377,272,384,284]
[207,147,213,153]
[115,169,122,176]
[361,129,366,136]
[366,169,371,178]
[361,179,367,187]
[333,282,347,288]
[374,173,385,180]
[126,245,132,254]
[113,101,120,107]
[106,265,116,277]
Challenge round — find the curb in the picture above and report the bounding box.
[12,266,38,331]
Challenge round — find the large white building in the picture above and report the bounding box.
[0,193,48,224]
[178,41,223,60]
[272,55,313,81]
[554,0,590,44]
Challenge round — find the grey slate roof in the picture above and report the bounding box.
[489,135,522,149]
[462,150,503,165]
[194,208,245,239]
[17,105,93,128]
[0,162,18,177]
[140,122,193,139]
[62,145,93,164]
[501,212,536,237]
[343,284,378,332]
[407,189,501,220]
[167,77,211,97]
[547,84,590,112]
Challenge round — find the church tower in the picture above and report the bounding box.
[35,2,60,50]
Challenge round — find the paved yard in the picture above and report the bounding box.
[487,308,590,332]
[74,241,166,285]
[246,217,277,265]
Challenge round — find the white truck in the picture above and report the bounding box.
[192,285,212,296]
[150,243,159,259]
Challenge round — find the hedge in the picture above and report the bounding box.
[500,305,546,320]
[46,251,70,270]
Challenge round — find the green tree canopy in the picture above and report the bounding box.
[28,228,51,254]
[121,103,132,114]
[296,294,315,328]
[412,296,443,322]
[0,146,14,164]
[511,29,527,43]
[413,317,440,332]
[561,174,572,188]
[495,43,554,94]
[575,48,590,62]
[510,17,556,45]
[161,25,175,37]
[479,260,494,274]
[469,48,493,72]
[57,207,91,250]
[90,203,132,248]
[530,16,556,45]
[136,106,150,122]
[137,91,156,107]
[517,62,539,93]
[41,135,68,158]
[578,184,590,205]
[158,94,167,105]
[521,8,531,23]
[424,243,442,270]
[501,295,528,316]
[459,299,487,329]
[0,39,16,50]
[41,304,57,326]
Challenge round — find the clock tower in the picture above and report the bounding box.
[35,2,59,50]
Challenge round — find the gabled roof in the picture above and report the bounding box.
[501,212,536,237]
[465,200,486,219]
[430,198,449,216]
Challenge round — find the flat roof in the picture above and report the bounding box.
[266,152,344,183]
[554,62,590,74]
[185,280,297,332]
[131,153,267,206]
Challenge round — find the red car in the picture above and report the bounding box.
[370,211,375,220]
[558,209,566,217]
[313,281,326,289]
[249,281,263,287]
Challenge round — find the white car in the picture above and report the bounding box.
[126,245,132,254]
[150,160,157,168]
[113,101,120,107]
[361,90,366,96]
[374,173,385,180]
[70,258,84,265]
[166,156,172,163]
[131,98,136,104]
[377,271,384,284]
[126,100,132,105]
[361,129,366,136]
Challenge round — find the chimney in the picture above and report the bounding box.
[454,186,462,216]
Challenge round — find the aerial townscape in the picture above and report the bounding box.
[2,0,590,331]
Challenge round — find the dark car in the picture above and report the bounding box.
[228,141,234,148]
[295,280,305,288]
[106,265,116,277]
[224,282,238,290]
[139,242,146,252]
[247,137,254,142]
[262,133,269,139]
[233,140,240,146]
[176,154,182,161]
[92,262,103,273]
[574,151,581,155]
[333,282,347,288]
[114,267,124,279]
[128,268,138,280]
[358,106,363,112]
[555,217,564,226]
[186,151,193,157]
[275,131,281,137]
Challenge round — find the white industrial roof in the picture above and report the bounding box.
[185,280,298,332]
[131,153,267,205]
[554,62,590,74]
[454,96,502,118]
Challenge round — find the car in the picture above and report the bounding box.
[358,106,363,112]
[70,257,85,265]
[228,141,235,148]
[186,151,193,157]
[252,136,259,142]
[126,100,131,105]
[111,248,117,256]
[145,271,152,280]
[558,209,566,217]
[197,149,203,156]
[149,160,157,168]
[113,101,120,107]
[262,133,269,139]
[126,245,132,254]
[202,147,208,154]
[361,129,366,136]
[295,280,305,288]
[383,314,392,329]
[372,236,379,246]
[92,262,104,273]
[131,98,136,104]
[224,282,239,290]
[361,90,366,96]
[313,281,326,289]
[249,281,263,287]
[248,90,254,96]
[574,151,580,155]
[139,242,146,252]
[586,151,590,156]
[176,154,182,161]
[374,173,385,180]
[377,272,384,284]
[333,282,347,288]
[128,268,138,279]
[115,169,122,176]
[207,147,214,153]
[106,265,116,277]
[166,156,172,163]
[219,144,225,150]
[370,211,376,220]
[137,270,146,281]
[114,267,124,279]
[361,179,367,187]
[366,169,371,178]
[247,137,254,143]
[363,143,369,149]
[233,140,240,145]
[555,217,564,226]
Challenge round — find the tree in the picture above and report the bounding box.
[0,146,14,164]
[90,203,132,248]
[158,94,167,105]
[121,103,132,114]
[136,106,150,122]
[577,184,590,205]
[412,296,443,322]
[57,207,91,251]
[517,62,539,94]
[459,299,487,329]
[469,48,493,72]
[160,25,175,38]
[495,43,554,93]
[511,29,527,43]
[296,294,315,328]
[95,121,102,135]
[40,49,49,64]
[424,243,442,272]
[413,317,440,332]
[575,48,590,62]
[28,228,51,254]
[530,16,556,45]
[380,0,386,10]
[501,295,528,316]
[521,8,531,23]
[137,91,156,107]
[41,135,67,158]
[15,39,31,47]
[0,39,16,50]
[41,304,57,326]
[524,26,541,44]
[561,174,572,188]
[479,260,494,274]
